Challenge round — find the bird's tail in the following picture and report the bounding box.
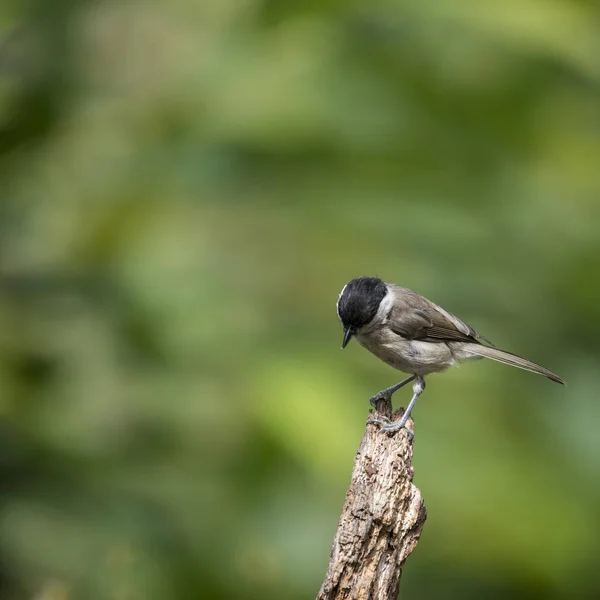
[461,344,565,385]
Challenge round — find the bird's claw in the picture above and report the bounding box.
[369,391,392,410]
[370,416,391,428]
[370,416,414,441]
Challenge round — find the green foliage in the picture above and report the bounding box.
[1,0,599,598]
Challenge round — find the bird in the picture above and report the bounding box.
[336,276,564,438]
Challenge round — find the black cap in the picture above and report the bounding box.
[337,277,387,347]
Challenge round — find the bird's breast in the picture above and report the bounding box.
[355,328,459,376]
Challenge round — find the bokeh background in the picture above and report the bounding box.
[1,1,599,599]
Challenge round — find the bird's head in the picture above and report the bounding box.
[336,276,388,348]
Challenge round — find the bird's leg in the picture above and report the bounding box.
[369,375,416,410]
[371,377,426,440]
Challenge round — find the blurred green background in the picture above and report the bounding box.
[1,1,599,599]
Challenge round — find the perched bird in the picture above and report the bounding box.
[336,276,564,438]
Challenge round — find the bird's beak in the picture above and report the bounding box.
[341,327,355,349]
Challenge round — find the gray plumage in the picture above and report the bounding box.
[337,276,564,436]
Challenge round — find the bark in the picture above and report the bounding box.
[316,403,426,600]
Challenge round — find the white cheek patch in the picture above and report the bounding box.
[336,283,348,320]
[375,289,395,324]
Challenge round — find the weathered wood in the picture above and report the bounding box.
[317,403,426,600]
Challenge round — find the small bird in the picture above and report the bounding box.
[337,276,564,438]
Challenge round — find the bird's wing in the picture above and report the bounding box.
[386,286,492,345]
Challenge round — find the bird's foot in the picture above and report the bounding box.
[368,376,416,411]
[369,390,392,411]
[370,415,414,441]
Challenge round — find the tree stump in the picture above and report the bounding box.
[317,405,426,600]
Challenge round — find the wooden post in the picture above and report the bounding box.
[316,405,426,600]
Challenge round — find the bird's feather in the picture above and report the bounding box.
[386,285,491,345]
[460,344,565,384]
